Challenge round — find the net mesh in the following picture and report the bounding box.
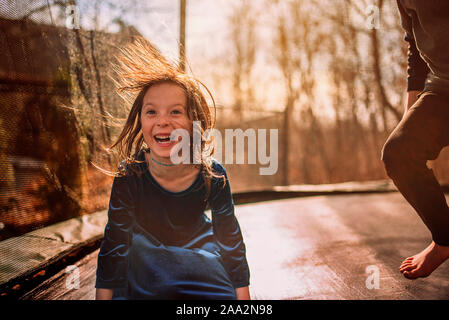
[0,0,143,241]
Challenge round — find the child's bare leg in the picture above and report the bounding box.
[399,242,449,279]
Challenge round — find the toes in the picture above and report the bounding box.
[399,261,413,270]
[403,269,422,280]
[399,264,416,273]
[399,263,410,271]
[403,271,415,279]
[400,261,413,267]
[403,266,431,279]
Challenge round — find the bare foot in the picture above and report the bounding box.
[399,242,449,279]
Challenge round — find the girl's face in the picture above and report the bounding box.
[140,82,192,160]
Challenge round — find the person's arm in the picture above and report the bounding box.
[397,1,429,94]
[95,172,135,299]
[209,162,250,298]
[396,1,429,116]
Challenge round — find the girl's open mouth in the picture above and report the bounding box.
[154,134,174,147]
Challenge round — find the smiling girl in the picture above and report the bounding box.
[94,38,250,300]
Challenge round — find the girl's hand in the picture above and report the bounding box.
[235,286,250,300]
[96,288,114,300]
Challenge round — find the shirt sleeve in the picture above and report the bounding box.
[95,173,135,289]
[209,162,250,288]
[397,0,430,91]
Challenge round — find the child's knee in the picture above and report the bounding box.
[381,136,410,177]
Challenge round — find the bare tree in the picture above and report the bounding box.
[271,0,332,184]
[228,0,257,120]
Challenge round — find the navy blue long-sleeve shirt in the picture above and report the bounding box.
[95,150,250,299]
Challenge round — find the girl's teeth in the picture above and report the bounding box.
[154,135,171,144]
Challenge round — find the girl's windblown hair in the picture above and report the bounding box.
[101,37,224,198]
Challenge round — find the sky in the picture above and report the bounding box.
[12,0,398,121]
[78,0,260,109]
[112,0,296,114]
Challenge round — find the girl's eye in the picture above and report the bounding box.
[172,109,182,114]
[146,110,156,115]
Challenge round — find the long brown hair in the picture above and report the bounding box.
[102,37,225,199]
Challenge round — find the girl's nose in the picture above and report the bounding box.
[156,114,169,126]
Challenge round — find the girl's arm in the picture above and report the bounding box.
[95,172,135,296]
[210,162,250,297]
[96,288,114,300]
[235,286,250,300]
